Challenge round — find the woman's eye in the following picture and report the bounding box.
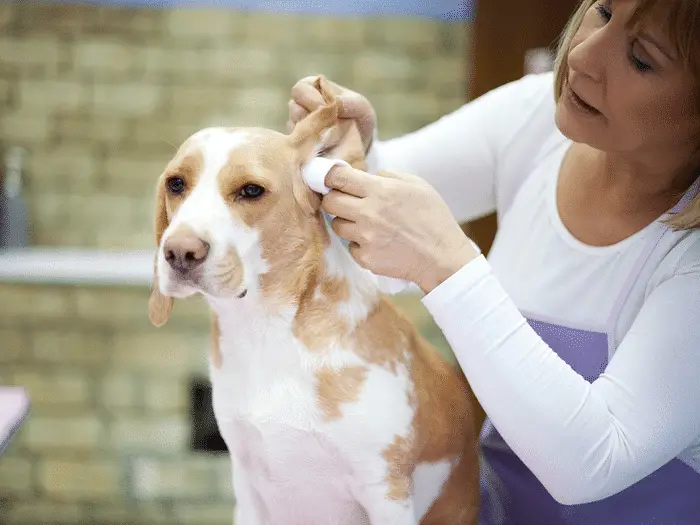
[239,184,265,199]
[166,177,185,195]
[630,53,652,72]
[595,3,612,22]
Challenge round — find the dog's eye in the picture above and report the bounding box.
[239,184,265,199]
[166,177,186,195]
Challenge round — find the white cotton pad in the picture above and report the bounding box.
[301,156,416,296]
[301,157,351,195]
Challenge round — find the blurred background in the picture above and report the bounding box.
[0,0,578,523]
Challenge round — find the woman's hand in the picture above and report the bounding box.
[288,76,377,154]
[322,165,480,294]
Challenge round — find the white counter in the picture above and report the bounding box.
[0,248,155,286]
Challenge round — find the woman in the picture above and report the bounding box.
[288,0,700,523]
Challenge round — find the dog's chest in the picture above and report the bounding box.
[210,340,370,524]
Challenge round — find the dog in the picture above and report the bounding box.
[148,77,484,524]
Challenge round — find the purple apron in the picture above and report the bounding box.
[479,183,700,524]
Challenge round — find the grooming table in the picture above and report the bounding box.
[0,387,30,457]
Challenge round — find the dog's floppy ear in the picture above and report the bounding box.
[288,75,342,163]
[288,76,368,215]
[148,180,174,327]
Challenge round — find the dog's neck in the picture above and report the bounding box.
[206,217,380,360]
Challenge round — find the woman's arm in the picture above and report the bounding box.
[365,73,554,225]
[421,253,700,505]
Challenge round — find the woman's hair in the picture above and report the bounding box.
[552,0,700,229]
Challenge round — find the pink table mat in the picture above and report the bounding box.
[0,387,30,457]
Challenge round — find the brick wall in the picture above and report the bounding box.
[0,2,470,249]
[0,2,469,523]
[0,281,454,524]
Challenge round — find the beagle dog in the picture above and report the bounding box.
[148,77,483,524]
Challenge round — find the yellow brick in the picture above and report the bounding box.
[25,193,67,237]
[13,371,90,408]
[173,503,233,524]
[202,47,276,79]
[167,85,227,113]
[18,79,88,112]
[0,3,14,29]
[55,114,127,145]
[0,284,75,322]
[0,37,63,69]
[90,5,162,35]
[16,3,94,33]
[74,39,135,74]
[39,459,121,501]
[131,457,215,500]
[87,505,134,524]
[213,457,233,500]
[92,82,162,116]
[26,144,98,190]
[103,155,170,196]
[94,228,153,251]
[226,87,287,128]
[0,328,27,363]
[166,9,234,39]
[303,16,366,50]
[0,109,51,142]
[128,118,197,149]
[352,53,414,82]
[100,373,140,411]
[242,12,303,47]
[376,18,439,48]
[110,416,189,453]
[139,45,205,78]
[24,415,102,452]
[31,329,107,366]
[144,379,188,413]
[73,287,152,327]
[113,331,209,374]
[0,456,33,496]
[0,78,11,105]
[8,501,86,524]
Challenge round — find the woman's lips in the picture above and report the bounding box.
[566,82,601,117]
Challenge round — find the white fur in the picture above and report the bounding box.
[156,128,453,524]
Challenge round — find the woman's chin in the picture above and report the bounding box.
[555,99,602,147]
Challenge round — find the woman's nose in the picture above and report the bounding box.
[567,29,606,83]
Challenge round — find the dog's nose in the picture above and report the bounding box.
[163,232,210,273]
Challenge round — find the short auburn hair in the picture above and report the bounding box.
[552,0,700,229]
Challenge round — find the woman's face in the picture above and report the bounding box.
[555,0,699,162]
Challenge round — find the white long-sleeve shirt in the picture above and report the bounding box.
[366,72,700,505]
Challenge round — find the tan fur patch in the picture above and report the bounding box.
[346,297,410,374]
[410,329,483,525]
[316,365,368,421]
[211,312,222,369]
[382,434,415,501]
[293,273,351,351]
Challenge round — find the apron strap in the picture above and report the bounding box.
[606,175,700,352]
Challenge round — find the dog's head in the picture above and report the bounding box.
[148,77,365,327]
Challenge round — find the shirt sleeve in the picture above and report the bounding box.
[364,73,555,225]
[421,253,700,505]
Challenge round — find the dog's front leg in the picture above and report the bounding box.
[232,465,266,525]
[351,459,417,525]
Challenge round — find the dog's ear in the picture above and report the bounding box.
[288,75,368,215]
[148,180,174,327]
[287,76,340,216]
[288,75,341,163]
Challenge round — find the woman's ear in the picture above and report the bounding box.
[148,181,174,327]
